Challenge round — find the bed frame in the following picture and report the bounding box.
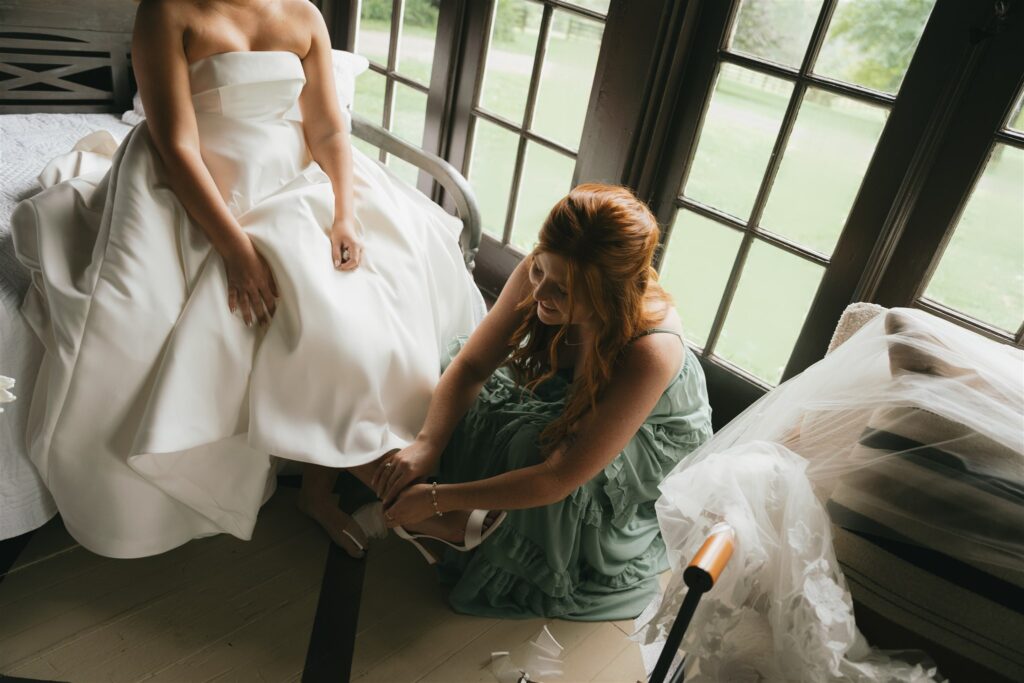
[0,1,482,269]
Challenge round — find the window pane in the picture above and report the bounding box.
[510,143,575,252]
[352,136,379,161]
[659,211,743,349]
[468,118,520,239]
[683,63,793,220]
[479,0,543,124]
[357,0,392,67]
[354,69,387,126]
[923,144,1024,333]
[391,83,427,147]
[397,1,439,85]
[727,0,824,70]
[716,242,824,384]
[814,0,937,95]
[1007,88,1024,133]
[531,9,604,151]
[760,89,888,255]
[386,155,421,189]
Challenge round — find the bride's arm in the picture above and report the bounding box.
[132,0,278,327]
[383,327,683,523]
[375,261,535,503]
[295,5,359,270]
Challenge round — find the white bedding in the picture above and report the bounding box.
[0,113,133,540]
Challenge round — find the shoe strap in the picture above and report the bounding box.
[466,509,490,548]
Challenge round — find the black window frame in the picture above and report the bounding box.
[325,0,1024,427]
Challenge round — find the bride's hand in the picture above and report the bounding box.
[331,219,363,271]
[223,237,279,327]
[374,440,440,505]
[382,483,433,528]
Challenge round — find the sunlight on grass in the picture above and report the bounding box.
[924,144,1024,332]
[659,212,742,349]
[683,65,792,221]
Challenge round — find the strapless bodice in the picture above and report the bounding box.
[181,51,315,216]
[189,51,305,120]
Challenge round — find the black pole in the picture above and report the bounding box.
[648,587,705,683]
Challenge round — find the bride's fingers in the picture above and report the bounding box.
[239,291,254,327]
[260,285,276,318]
[331,237,343,269]
[228,286,238,314]
[382,470,409,506]
[339,243,358,271]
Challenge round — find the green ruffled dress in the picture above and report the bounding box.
[437,332,713,621]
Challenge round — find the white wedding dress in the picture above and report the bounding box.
[11,51,484,558]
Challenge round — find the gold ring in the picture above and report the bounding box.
[383,461,393,469]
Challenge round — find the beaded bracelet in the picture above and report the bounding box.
[430,481,444,517]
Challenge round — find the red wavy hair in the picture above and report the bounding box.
[505,183,673,450]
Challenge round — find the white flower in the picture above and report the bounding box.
[0,375,16,413]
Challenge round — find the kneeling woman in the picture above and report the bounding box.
[376,184,713,621]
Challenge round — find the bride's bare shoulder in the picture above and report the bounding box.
[134,0,192,26]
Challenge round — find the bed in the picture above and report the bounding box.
[0,14,483,542]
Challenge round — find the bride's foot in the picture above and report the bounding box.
[297,494,368,559]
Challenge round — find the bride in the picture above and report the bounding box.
[11,0,484,558]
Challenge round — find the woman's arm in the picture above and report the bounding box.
[295,4,360,270]
[132,0,278,326]
[374,260,535,503]
[383,328,683,524]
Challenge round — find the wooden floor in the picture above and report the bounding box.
[351,534,645,683]
[0,486,646,682]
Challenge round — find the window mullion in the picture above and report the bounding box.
[502,136,530,245]
[522,3,553,133]
[701,232,753,356]
[387,0,402,74]
[381,76,395,164]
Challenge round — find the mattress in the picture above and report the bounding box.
[0,113,133,540]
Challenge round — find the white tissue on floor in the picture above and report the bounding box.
[488,625,564,682]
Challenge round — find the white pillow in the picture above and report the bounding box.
[121,91,145,126]
[331,49,369,115]
[122,49,369,130]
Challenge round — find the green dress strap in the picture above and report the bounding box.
[632,327,684,344]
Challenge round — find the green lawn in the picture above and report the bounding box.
[351,14,1024,384]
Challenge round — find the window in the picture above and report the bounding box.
[330,0,1023,423]
[464,0,608,252]
[656,0,936,384]
[919,85,1024,339]
[352,0,439,187]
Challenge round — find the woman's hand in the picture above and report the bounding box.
[330,219,363,271]
[382,483,433,528]
[373,440,441,505]
[222,237,279,327]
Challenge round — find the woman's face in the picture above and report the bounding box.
[528,251,593,326]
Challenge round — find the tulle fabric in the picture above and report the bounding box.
[635,307,1023,681]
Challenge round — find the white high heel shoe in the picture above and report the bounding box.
[395,509,508,565]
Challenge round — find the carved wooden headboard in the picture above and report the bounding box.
[0,0,136,113]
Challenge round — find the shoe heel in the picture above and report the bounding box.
[395,526,439,565]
